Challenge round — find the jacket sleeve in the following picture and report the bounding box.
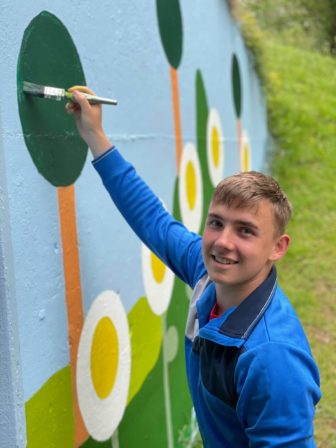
[93,148,205,288]
[235,342,321,447]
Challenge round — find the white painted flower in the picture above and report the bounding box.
[76,290,131,441]
[240,130,251,172]
[141,242,175,316]
[178,142,203,233]
[206,108,224,186]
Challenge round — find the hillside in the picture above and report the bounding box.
[234,1,336,445]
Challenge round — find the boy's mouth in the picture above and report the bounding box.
[211,255,238,265]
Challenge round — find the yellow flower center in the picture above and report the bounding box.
[150,252,166,283]
[211,127,220,167]
[91,317,119,399]
[186,161,197,210]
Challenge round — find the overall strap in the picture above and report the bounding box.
[185,275,211,342]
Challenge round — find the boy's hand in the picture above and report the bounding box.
[66,85,112,158]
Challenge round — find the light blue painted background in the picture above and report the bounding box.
[0,0,268,442]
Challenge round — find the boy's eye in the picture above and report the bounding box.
[240,227,253,236]
[207,219,222,228]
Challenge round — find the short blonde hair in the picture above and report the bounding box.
[212,171,292,235]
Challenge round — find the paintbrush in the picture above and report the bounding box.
[22,81,118,106]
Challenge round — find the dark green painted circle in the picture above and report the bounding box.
[17,11,87,187]
[156,0,183,69]
[232,54,242,118]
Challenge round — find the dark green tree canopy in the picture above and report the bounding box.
[156,0,183,69]
[17,11,87,187]
[231,54,242,118]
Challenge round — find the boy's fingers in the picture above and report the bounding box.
[71,90,91,112]
[65,102,77,115]
[68,85,96,96]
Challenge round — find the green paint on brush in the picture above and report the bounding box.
[156,0,183,69]
[25,366,74,448]
[17,11,87,187]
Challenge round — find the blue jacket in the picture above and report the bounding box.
[93,148,321,447]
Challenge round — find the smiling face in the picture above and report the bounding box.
[202,199,290,305]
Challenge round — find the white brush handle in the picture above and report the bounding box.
[83,93,118,106]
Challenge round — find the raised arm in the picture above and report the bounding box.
[67,88,206,287]
[66,87,112,158]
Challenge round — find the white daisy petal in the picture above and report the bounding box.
[76,290,131,441]
[206,108,225,186]
[179,142,203,233]
[240,130,251,172]
[142,243,175,316]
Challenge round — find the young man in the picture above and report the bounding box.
[67,87,321,447]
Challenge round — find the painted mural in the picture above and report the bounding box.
[0,0,268,447]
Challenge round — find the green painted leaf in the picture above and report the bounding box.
[232,54,242,118]
[195,70,212,231]
[26,366,74,447]
[156,0,183,69]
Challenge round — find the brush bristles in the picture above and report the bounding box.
[23,81,45,95]
[22,81,65,100]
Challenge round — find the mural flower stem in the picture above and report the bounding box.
[157,0,183,174]
[170,67,183,173]
[156,1,183,445]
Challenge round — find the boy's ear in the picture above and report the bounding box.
[269,234,291,262]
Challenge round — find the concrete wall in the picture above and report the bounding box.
[0,1,269,446]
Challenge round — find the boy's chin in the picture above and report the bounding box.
[208,272,236,286]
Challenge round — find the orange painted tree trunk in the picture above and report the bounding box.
[58,185,88,446]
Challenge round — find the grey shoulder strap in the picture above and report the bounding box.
[185,274,211,342]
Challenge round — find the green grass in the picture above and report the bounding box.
[234,3,336,445]
[265,43,336,447]
[239,0,336,55]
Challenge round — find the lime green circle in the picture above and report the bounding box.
[17,11,88,187]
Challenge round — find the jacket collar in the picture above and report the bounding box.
[219,266,277,339]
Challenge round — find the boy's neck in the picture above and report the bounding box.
[214,269,272,315]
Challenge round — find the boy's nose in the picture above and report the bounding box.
[214,227,235,250]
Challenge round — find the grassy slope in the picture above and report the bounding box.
[235,5,336,446]
[265,44,336,447]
